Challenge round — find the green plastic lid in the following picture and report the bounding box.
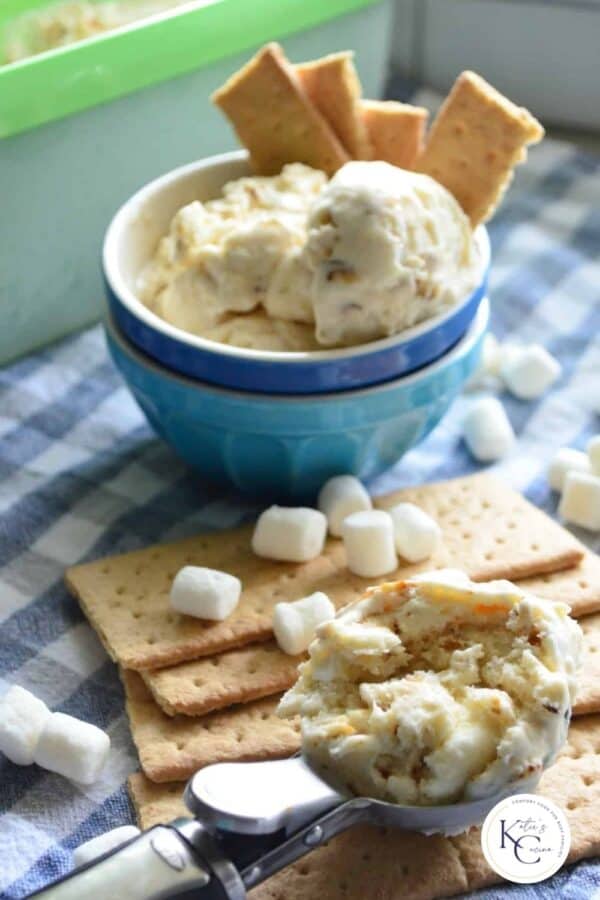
[0,0,380,139]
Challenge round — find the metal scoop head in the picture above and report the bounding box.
[186,755,540,891]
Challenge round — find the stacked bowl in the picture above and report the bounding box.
[103,152,490,498]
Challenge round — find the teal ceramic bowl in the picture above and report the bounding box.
[105,298,489,498]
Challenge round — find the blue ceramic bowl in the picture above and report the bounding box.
[103,151,490,395]
[105,297,489,499]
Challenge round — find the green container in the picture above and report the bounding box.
[0,0,393,364]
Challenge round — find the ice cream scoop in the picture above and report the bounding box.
[304,161,481,346]
[279,569,581,807]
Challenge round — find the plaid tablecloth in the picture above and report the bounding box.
[1,127,600,898]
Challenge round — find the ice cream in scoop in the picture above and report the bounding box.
[278,570,581,806]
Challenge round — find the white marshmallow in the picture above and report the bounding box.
[73,826,141,867]
[317,475,372,537]
[252,506,327,562]
[273,592,335,656]
[342,510,397,578]
[466,334,502,391]
[500,344,561,399]
[388,503,442,563]
[559,471,600,531]
[462,396,515,462]
[479,333,502,376]
[548,447,591,492]
[0,685,50,765]
[170,566,241,620]
[588,435,600,475]
[34,712,110,785]
[499,342,522,370]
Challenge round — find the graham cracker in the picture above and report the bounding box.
[66,473,583,671]
[361,100,428,170]
[373,473,582,582]
[575,613,600,715]
[142,642,303,717]
[416,70,544,226]
[295,52,372,160]
[128,773,186,830]
[211,43,349,176]
[122,670,300,783]
[143,555,600,720]
[128,714,600,898]
[519,551,600,617]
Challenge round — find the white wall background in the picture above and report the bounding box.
[390,0,600,129]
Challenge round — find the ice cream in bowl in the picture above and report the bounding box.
[184,570,581,885]
[103,152,490,394]
[102,47,544,488]
[103,45,544,395]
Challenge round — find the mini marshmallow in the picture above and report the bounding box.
[252,506,327,562]
[73,826,141,867]
[548,447,591,493]
[170,566,241,621]
[465,338,528,394]
[559,471,600,532]
[588,435,600,475]
[463,396,515,462]
[499,342,522,370]
[479,333,502,376]
[466,334,502,391]
[34,712,110,785]
[500,344,561,400]
[342,510,397,578]
[273,592,335,656]
[317,475,372,537]
[388,503,442,563]
[0,685,50,766]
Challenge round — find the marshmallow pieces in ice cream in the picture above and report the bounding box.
[279,570,581,807]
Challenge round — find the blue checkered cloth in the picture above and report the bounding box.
[1,127,599,898]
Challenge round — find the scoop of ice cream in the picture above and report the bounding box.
[137,164,325,328]
[303,161,481,346]
[278,569,581,806]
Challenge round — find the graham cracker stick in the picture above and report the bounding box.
[141,551,600,719]
[66,473,583,671]
[212,43,349,176]
[416,70,544,226]
[295,52,372,159]
[361,100,428,169]
[122,670,300,783]
[128,714,600,898]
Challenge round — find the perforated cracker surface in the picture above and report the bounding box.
[123,670,300,783]
[67,474,583,671]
